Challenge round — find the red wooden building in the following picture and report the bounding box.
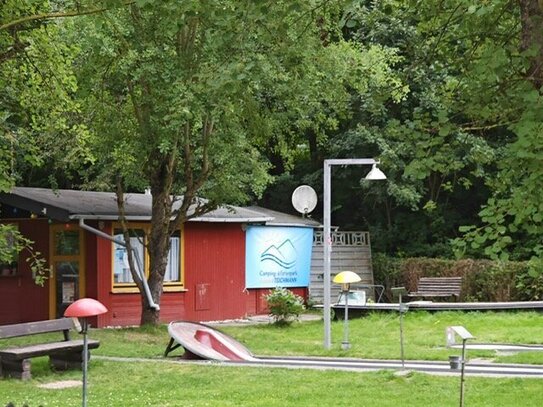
[0,188,318,327]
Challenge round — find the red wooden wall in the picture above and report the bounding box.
[0,219,49,324]
[0,219,307,327]
[91,221,306,328]
[183,222,248,321]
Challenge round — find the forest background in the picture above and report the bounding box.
[2,0,543,316]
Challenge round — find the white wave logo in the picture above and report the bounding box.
[260,239,297,271]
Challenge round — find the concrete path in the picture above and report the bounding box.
[205,313,321,327]
[95,355,543,379]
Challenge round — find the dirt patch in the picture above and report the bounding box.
[38,380,81,389]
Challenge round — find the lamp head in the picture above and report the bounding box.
[365,163,387,180]
[333,271,362,287]
[64,298,108,318]
[391,287,407,297]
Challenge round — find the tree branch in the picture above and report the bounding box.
[115,176,145,292]
[0,1,135,31]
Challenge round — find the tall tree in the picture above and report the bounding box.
[68,1,400,325]
[262,0,543,260]
[0,0,92,279]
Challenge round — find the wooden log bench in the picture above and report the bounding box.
[0,318,100,380]
[408,276,462,300]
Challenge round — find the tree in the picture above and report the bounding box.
[260,0,543,261]
[263,0,499,256]
[66,1,402,325]
[1,1,91,279]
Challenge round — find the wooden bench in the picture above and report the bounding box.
[0,318,100,380]
[408,277,462,300]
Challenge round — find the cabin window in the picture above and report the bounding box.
[113,229,145,284]
[165,234,181,283]
[112,225,183,291]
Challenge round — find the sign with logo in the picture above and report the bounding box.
[245,226,313,288]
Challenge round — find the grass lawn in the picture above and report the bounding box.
[1,311,543,406]
[88,311,543,364]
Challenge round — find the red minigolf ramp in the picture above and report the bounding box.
[164,321,257,361]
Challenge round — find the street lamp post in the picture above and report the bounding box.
[323,158,386,349]
[391,286,408,369]
[65,298,108,407]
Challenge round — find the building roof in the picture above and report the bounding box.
[0,187,319,227]
[246,206,320,227]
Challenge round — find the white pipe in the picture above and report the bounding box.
[78,218,160,310]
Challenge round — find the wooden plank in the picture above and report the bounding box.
[0,318,73,339]
[409,276,462,299]
[0,339,100,359]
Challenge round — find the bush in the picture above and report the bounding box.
[264,287,305,326]
[372,255,538,302]
[515,258,543,300]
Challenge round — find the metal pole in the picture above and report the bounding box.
[399,294,405,369]
[460,339,467,407]
[323,161,332,349]
[82,318,88,407]
[322,158,378,350]
[342,288,350,350]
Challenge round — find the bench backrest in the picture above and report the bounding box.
[417,277,462,294]
[0,318,74,340]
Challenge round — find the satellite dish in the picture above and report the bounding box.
[291,185,317,215]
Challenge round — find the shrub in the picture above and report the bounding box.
[264,287,305,326]
[515,258,543,300]
[372,255,536,302]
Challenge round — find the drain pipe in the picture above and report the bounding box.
[77,217,160,311]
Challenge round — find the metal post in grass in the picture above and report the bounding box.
[391,287,408,368]
[447,326,475,407]
[323,158,386,349]
[65,298,108,407]
[333,271,361,350]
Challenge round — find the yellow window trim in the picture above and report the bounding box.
[111,286,187,294]
[110,222,184,290]
[48,224,86,319]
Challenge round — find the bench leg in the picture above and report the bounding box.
[1,358,32,380]
[50,351,87,371]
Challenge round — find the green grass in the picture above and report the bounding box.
[218,311,543,364]
[1,359,543,406]
[1,311,543,406]
[81,311,543,364]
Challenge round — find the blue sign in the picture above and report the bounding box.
[245,226,313,288]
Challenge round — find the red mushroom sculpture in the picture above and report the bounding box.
[65,298,107,407]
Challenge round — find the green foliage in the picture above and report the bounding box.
[515,257,543,301]
[371,253,403,302]
[260,0,543,263]
[264,287,305,326]
[1,1,95,190]
[0,224,48,286]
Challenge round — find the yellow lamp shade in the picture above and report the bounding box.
[333,271,361,284]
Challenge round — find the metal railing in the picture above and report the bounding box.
[313,231,370,246]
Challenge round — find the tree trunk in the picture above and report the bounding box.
[140,158,174,326]
[519,0,543,90]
